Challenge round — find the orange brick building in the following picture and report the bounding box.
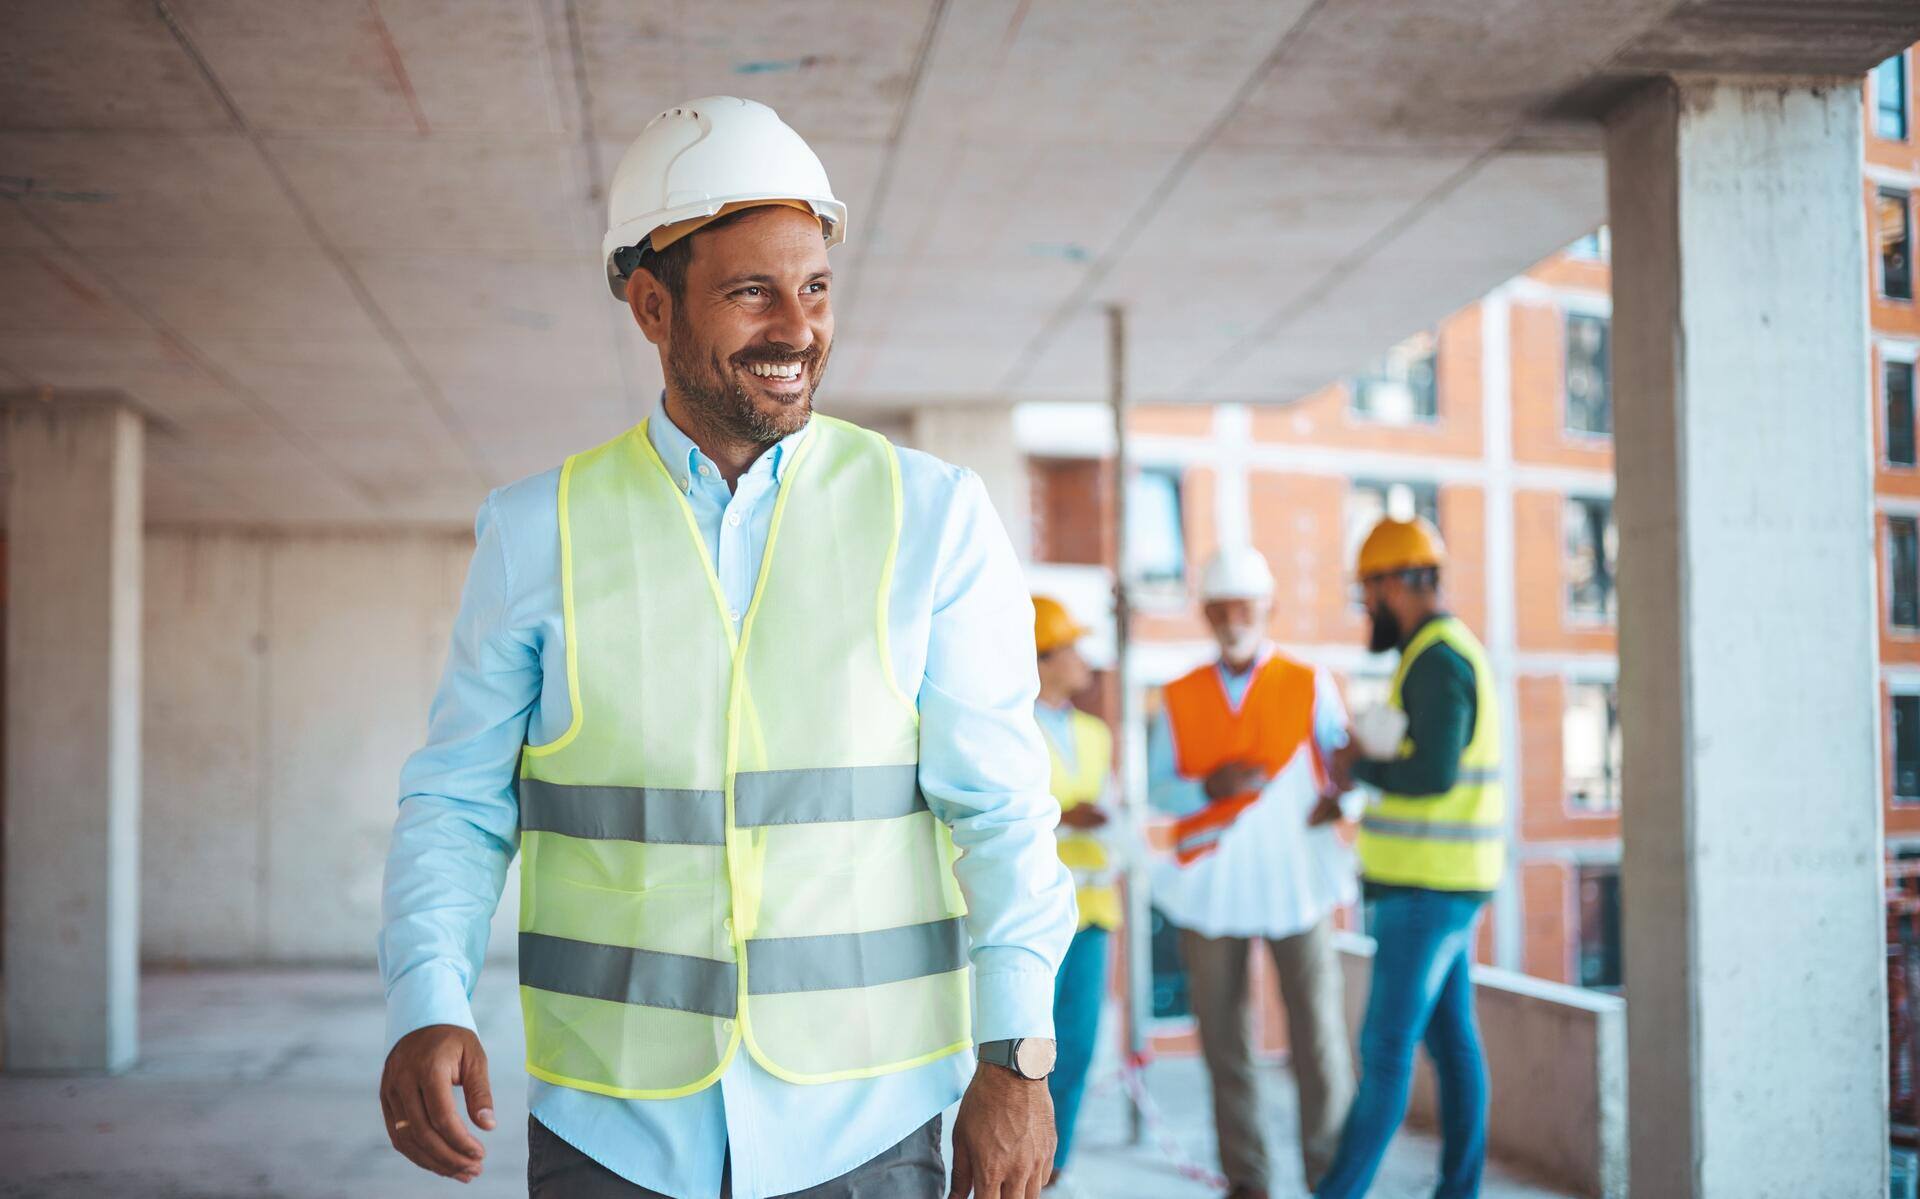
[1020,43,1920,996]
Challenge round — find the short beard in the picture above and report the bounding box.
[666,305,827,446]
[1368,603,1402,654]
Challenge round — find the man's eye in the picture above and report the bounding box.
[738,286,764,298]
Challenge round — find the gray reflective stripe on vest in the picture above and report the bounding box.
[1360,814,1502,843]
[520,778,726,845]
[520,764,926,844]
[519,931,738,1018]
[733,764,926,827]
[747,917,967,994]
[1454,768,1501,785]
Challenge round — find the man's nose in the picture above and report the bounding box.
[763,293,815,352]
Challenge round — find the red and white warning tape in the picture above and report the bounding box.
[1092,1051,1229,1191]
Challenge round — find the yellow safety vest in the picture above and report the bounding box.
[516,415,971,1100]
[1044,708,1119,931]
[1356,617,1505,892]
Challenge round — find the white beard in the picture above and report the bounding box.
[1222,629,1262,663]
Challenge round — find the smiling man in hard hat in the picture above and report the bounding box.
[1029,595,1117,1196]
[375,97,1074,1199]
[1146,546,1357,1199]
[1314,516,1502,1199]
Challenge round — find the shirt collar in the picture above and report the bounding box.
[646,392,812,492]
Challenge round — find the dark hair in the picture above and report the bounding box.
[615,206,772,304]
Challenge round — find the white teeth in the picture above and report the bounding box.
[749,362,802,379]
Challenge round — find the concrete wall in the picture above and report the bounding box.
[141,528,519,966]
[1337,933,1626,1198]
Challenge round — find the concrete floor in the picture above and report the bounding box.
[0,969,1574,1199]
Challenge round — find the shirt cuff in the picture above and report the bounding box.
[384,961,478,1053]
[972,953,1058,1044]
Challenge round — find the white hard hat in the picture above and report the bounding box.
[1199,546,1275,602]
[602,96,847,300]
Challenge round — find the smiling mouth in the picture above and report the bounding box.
[744,360,804,382]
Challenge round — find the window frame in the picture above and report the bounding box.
[1574,862,1624,992]
[1886,342,1920,469]
[1349,330,1441,428]
[1563,493,1619,626]
[1562,310,1612,440]
[1126,463,1189,605]
[1563,675,1623,817]
[1879,187,1914,303]
[1892,512,1920,633]
[1893,682,1920,807]
[1876,50,1911,143]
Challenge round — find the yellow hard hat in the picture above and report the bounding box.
[1356,516,1445,580]
[1033,595,1088,655]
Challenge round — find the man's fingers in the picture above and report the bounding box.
[423,1067,486,1162]
[459,1043,497,1131]
[946,1141,973,1199]
[402,1080,479,1178]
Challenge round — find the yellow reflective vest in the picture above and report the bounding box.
[1043,708,1119,931]
[1356,617,1505,892]
[515,416,971,1099]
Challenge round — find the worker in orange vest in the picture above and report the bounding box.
[1031,596,1118,1197]
[1148,546,1357,1198]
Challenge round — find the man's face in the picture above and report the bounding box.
[1036,642,1092,698]
[1203,598,1268,665]
[665,206,834,444]
[1363,575,1402,653]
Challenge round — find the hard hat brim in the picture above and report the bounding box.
[603,193,847,299]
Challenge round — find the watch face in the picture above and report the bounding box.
[1015,1038,1057,1078]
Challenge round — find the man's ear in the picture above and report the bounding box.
[625,268,671,347]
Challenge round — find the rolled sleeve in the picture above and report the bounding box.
[377,491,537,1051]
[915,472,1076,1044]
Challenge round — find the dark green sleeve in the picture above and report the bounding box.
[1353,643,1477,797]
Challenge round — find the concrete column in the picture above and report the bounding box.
[1607,79,1884,1193]
[908,404,1031,559]
[2,394,143,1072]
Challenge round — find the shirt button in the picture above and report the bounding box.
[722,916,734,935]
[728,608,741,623]
[698,463,712,477]
[727,511,742,527]
[722,1019,737,1033]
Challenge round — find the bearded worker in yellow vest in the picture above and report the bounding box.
[375,97,1076,1199]
[1316,516,1503,1199]
[1029,596,1118,1195]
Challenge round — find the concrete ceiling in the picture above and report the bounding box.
[1,0,1916,526]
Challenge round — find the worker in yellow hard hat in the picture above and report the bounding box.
[1316,516,1504,1199]
[1031,596,1117,1195]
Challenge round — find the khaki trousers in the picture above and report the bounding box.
[1179,916,1355,1191]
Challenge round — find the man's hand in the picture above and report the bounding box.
[1059,803,1110,831]
[380,1024,495,1183]
[1329,740,1362,793]
[1307,793,1345,828]
[948,1063,1055,1199]
[1203,761,1270,801]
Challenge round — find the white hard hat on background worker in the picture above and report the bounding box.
[601,96,848,298]
[1199,545,1275,603]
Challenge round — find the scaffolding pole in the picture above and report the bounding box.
[1109,303,1153,1145]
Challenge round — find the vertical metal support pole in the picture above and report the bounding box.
[1109,304,1152,1144]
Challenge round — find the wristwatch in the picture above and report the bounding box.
[977,1038,1057,1080]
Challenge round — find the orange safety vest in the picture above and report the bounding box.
[1163,653,1323,865]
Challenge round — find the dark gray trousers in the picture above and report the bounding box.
[527,1114,945,1199]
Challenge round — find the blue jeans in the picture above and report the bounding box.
[1048,924,1110,1171]
[1316,890,1488,1199]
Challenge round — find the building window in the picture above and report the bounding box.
[1351,331,1438,425]
[1881,190,1913,301]
[1564,681,1621,814]
[1565,496,1618,622]
[1878,52,1910,142]
[1894,516,1920,630]
[1566,228,1609,262]
[1346,479,1440,604]
[1576,865,1623,991]
[1127,467,1186,586]
[1565,313,1611,436]
[1148,904,1191,1019]
[1896,694,1920,805]
[1891,359,1917,468]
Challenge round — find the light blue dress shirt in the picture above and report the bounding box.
[378,407,1075,1199]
